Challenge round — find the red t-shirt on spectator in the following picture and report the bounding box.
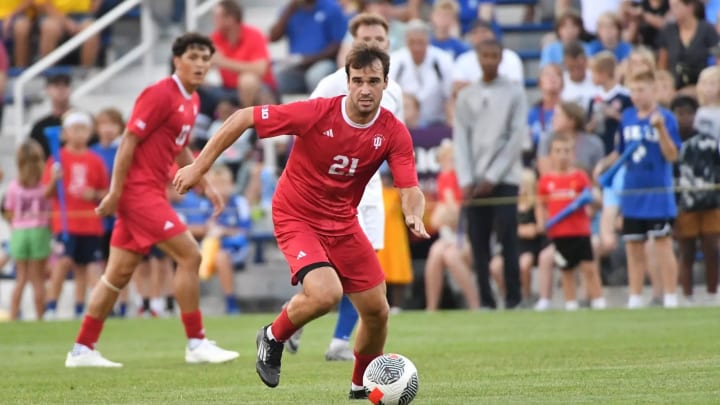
[211,25,276,90]
[538,169,591,238]
[42,148,108,236]
[436,170,462,204]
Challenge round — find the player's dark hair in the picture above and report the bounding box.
[172,32,215,57]
[218,0,243,22]
[563,41,586,59]
[345,42,390,79]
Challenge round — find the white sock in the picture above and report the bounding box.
[628,294,644,309]
[266,325,277,341]
[71,343,92,356]
[663,293,678,308]
[591,297,606,310]
[329,338,349,351]
[188,338,204,350]
[351,383,364,391]
[150,298,164,314]
[565,301,579,311]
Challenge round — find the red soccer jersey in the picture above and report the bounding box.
[211,25,276,90]
[538,169,591,238]
[124,75,200,200]
[42,148,108,235]
[436,170,462,204]
[253,96,419,235]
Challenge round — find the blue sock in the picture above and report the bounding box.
[333,295,359,341]
[45,300,57,312]
[225,295,240,314]
[74,302,85,317]
[118,302,127,317]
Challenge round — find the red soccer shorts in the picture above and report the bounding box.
[274,219,385,293]
[110,197,187,255]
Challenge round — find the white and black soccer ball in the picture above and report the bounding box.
[363,353,419,405]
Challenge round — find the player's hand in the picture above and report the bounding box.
[474,181,494,197]
[405,215,430,239]
[592,162,606,183]
[204,183,225,218]
[95,191,120,217]
[650,111,665,128]
[174,163,204,195]
[50,162,63,182]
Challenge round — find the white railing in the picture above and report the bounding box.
[13,0,153,146]
[186,0,222,32]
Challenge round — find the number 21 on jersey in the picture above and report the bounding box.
[176,124,191,146]
[328,155,359,176]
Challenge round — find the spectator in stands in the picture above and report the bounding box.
[707,0,720,29]
[203,0,276,114]
[3,140,51,320]
[516,169,545,304]
[561,41,601,111]
[0,0,33,67]
[390,19,454,126]
[402,93,421,129]
[29,73,73,159]
[455,0,497,36]
[430,0,470,60]
[658,0,719,90]
[528,64,564,158]
[453,38,527,309]
[269,0,347,96]
[621,45,657,84]
[336,1,407,66]
[594,70,681,309]
[540,10,587,68]
[204,165,251,315]
[0,41,7,126]
[587,12,633,63]
[424,139,481,312]
[588,51,633,155]
[452,20,524,97]
[36,0,102,68]
[656,69,677,107]
[42,110,108,319]
[555,0,623,36]
[623,0,670,48]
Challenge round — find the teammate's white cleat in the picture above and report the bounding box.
[185,339,239,364]
[65,350,123,368]
[325,344,355,361]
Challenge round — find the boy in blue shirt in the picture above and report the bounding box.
[594,70,681,309]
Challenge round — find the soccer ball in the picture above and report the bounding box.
[363,353,419,405]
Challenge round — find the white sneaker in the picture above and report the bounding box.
[591,298,607,310]
[65,350,123,368]
[185,339,239,364]
[44,309,58,321]
[325,344,355,361]
[627,295,645,309]
[564,301,579,311]
[534,298,552,311]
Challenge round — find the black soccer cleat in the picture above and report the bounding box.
[255,325,284,388]
[348,388,368,400]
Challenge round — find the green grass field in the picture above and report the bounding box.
[2,308,719,404]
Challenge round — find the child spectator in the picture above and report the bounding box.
[402,93,421,130]
[204,165,252,314]
[594,70,682,309]
[537,134,606,311]
[430,0,470,60]
[517,169,545,304]
[587,12,633,63]
[3,140,51,320]
[42,111,108,319]
[675,68,720,304]
[589,51,633,155]
[655,69,677,108]
[424,140,480,311]
[540,10,587,67]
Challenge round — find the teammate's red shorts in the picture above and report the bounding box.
[274,220,385,293]
[110,198,187,255]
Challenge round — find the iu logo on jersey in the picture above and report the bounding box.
[372,134,384,150]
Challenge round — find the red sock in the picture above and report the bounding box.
[269,307,298,342]
[181,310,206,340]
[76,315,104,349]
[352,352,381,387]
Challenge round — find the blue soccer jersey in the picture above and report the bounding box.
[617,107,682,219]
[172,190,212,226]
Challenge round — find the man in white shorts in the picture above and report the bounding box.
[284,12,405,361]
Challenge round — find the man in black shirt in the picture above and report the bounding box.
[29,73,73,158]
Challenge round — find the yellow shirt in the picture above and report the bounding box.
[0,0,25,19]
[36,0,92,14]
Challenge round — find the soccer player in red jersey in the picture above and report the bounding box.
[174,43,429,399]
[64,33,239,368]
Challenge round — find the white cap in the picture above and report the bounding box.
[63,111,93,128]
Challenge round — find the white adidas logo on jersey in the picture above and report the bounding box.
[297,251,307,260]
[178,104,185,113]
[323,129,334,138]
[163,221,175,231]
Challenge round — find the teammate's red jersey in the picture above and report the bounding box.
[253,96,418,235]
[42,148,108,235]
[436,170,462,204]
[538,169,591,238]
[124,75,200,199]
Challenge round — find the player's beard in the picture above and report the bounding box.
[354,96,378,118]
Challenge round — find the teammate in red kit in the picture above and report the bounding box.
[174,43,429,398]
[64,33,239,368]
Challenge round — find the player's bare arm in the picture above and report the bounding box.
[651,111,678,162]
[175,147,225,216]
[174,108,254,194]
[593,150,619,182]
[43,164,62,199]
[95,131,141,216]
[399,186,430,239]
